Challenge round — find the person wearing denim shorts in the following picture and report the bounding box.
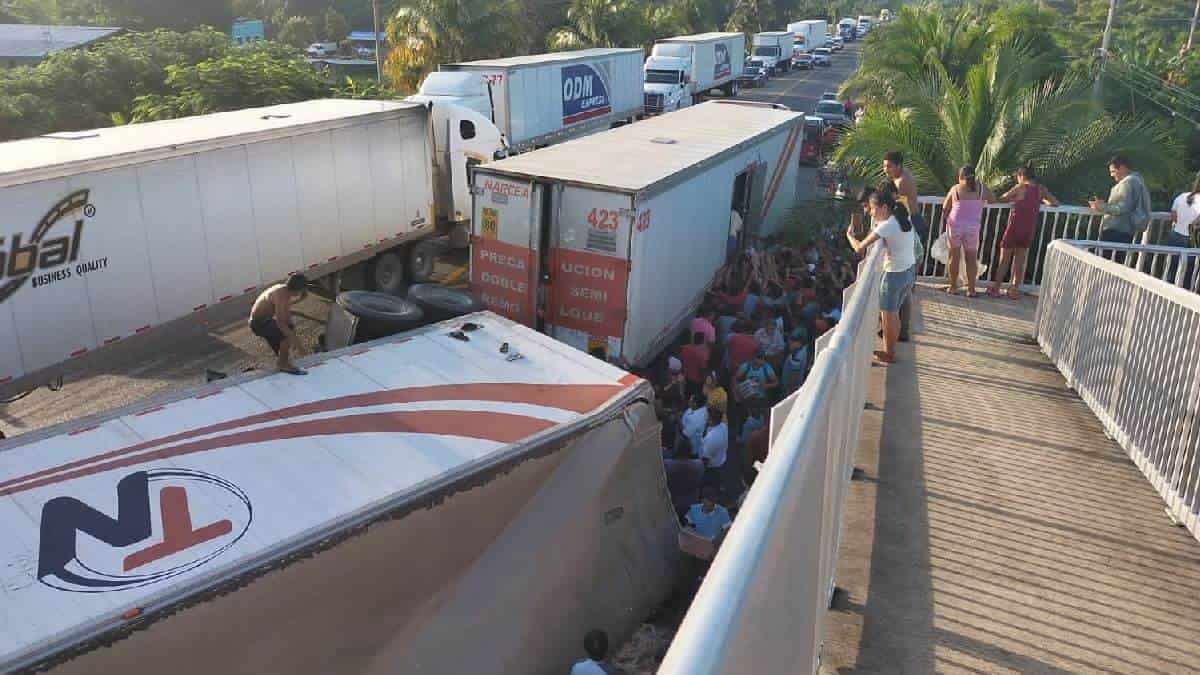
[847,191,916,364]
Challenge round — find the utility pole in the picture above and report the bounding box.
[1187,0,1199,53]
[372,0,383,84]
[1095,0,1118,97]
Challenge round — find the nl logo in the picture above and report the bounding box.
[36,469,252,593]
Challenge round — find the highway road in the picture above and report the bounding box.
[736,41,862,115]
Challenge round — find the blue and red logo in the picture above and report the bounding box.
[37,469,251,593]
[714,43,731,79]
[561,63,612,125]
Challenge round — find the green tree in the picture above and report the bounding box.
[278,15,318,48]
[325,5,351,42]
[835,41,1183,201]
[100,0,235,30]
[382,0,515,91]
[131,42,328,121]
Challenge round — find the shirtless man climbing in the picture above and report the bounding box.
[249,273,308,375]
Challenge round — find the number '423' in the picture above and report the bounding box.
[587,208,620,231]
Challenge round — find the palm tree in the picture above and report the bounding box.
[383,0,514,91]
[546,0,661,50]
[836,41,1183,201]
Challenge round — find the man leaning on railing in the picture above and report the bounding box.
[1087,154,1153,262]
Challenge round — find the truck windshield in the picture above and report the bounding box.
[644,69,680,84]
[753,46,779,57]
[816,102,844,115]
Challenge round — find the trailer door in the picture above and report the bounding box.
[470,172,540,327]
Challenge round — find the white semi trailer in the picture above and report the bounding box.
[642,32,745,114]
[0,100,508,396]
[469,101,804,367]
[0,311,680,674]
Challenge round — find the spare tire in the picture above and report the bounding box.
[336,291,425,342]
[407,284,485,322]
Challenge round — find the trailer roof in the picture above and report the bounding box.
[0,311,643,672]
[477,101,802,195]
[658,32,743,43]
[0,99,424,188]
[755,31,793,35]
[444,47,642,69]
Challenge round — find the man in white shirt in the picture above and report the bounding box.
[1168,185,1200,285]
[700,408,728,491]
[679,394,709,455]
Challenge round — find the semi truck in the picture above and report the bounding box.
[0,100,501,397]
[469,101,804,367]
[409,48,645,154]
[642,32,745,115]
[751,31,793,74]
[787,20,827,52]
[0,311,681,674]
[838,17,857,40]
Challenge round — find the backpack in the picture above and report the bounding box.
[1130,175,1152,234]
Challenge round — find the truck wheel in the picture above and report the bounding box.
[336,291,425,342]
[726,81,739,97]
[407,284,485,322]
[368,250,407,296]
[408,238,444,283]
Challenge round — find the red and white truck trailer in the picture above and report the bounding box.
[0,311,679,674]
[469,101,804,366]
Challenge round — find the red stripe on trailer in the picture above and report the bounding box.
[219,295,233,302]
[1,410,560,497]
[193,304,207,312]
[195,391,222,399]
[349,348,371,356]
[135,406,165,416]
[328,256,338,262]
[308,263,319,269]
[69,425,99,436]
[70,348,88,358]
[761,124,802,218]
[136,325,152,333]
[243,286,258,293]
[0,383,626,495]
[619,373,642,386]
[103,337,121,345]
[0,376,12,384]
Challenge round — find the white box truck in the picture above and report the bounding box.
[788,20,827,52]
[752,31,794,74]
[643,32,745,115]
[409,48,645,154]
[469,101,803,367]
[0,100,506,397]
[0,311,680,674]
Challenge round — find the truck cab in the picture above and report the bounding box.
[643,46,693,115]
[750,44,782,75]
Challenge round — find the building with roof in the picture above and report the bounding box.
[231,18,265,46]
[0,23,123,68]
[347,30,386,58]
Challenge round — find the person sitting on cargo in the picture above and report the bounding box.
[569,629,620,674]
[685,487,733,541]
[249,273,308,375]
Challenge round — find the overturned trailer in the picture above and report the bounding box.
[0,312,679,674]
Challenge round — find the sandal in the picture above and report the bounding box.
[872,350,895,364]
[944,286,959,295]
[1006,288,1022,300]
[965,289,978,298]
[986,287,1002,298]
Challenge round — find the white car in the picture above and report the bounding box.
[812,48,832,67]
[305,41,338,58]
[830,36,844,50]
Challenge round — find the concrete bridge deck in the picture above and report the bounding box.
[820,283,1200,675]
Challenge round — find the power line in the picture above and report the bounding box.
[1103,66,1200,127]
[1108,61,1200,115]
[1116,59,1200,106]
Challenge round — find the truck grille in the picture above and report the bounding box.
[644,93,664,114]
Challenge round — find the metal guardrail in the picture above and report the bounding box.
[660,244,884,673]
[913,196,1172,287]
[1035,240,1200,542]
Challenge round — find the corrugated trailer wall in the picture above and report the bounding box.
[0,113,434,385]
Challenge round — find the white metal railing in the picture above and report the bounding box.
[1035,240,1200,542]
[913,196,1172,287]
[660,244,884,673]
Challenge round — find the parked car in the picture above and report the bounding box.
[305,41,338,57]
[792,52,813,70]
[812,47,832,66]
[739,63,768,88]
[830,35,844,50]
[820,91,838,102]
[813,99,850,125]
[356,46,376,59]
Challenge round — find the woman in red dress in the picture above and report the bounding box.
[990,165,1059,299]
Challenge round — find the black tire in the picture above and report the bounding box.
[336,291,425,342]
[367,250,407,296]
[407,284,485,322]
[408,238,443,283]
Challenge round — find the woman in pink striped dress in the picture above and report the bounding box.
[939,165,993,297]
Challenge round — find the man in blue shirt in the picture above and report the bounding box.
[685,488,733,540]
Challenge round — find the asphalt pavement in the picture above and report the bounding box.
[735,42,862,116]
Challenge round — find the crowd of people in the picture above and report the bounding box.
[647,233,859,543]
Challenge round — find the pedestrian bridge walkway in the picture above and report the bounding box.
[820,283,1200,674]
